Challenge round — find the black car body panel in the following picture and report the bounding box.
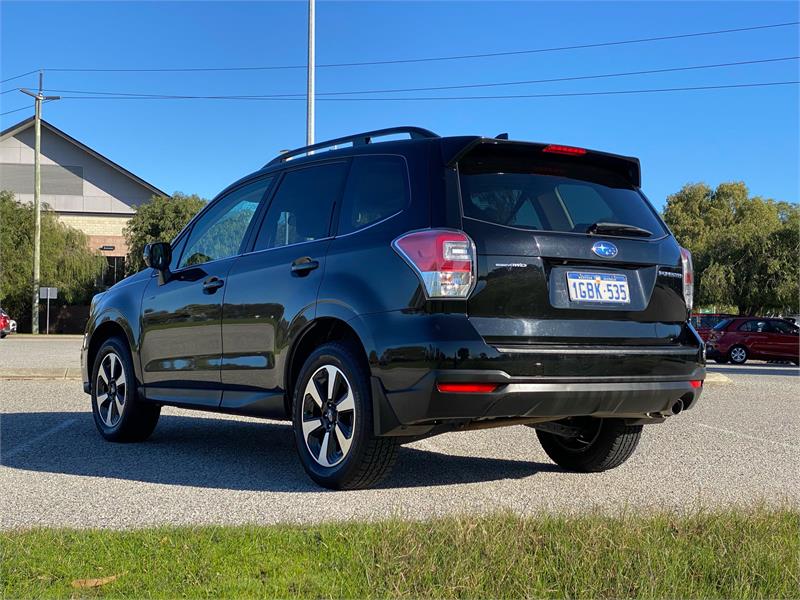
[82,127,704,441]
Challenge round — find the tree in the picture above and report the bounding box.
[123,192,206,274]
[663,182,799,316]
[0,190,106,329]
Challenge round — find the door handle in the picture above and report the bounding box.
[291,257,320,276]
[202,276,224,293]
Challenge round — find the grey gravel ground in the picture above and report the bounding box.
[1,356,797,529]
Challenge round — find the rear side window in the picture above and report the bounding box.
[338,156,409,235]
[254,162,348,250]
[459,171,666,238]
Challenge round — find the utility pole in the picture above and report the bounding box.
[20,72,59,334]
[306,0,315,146]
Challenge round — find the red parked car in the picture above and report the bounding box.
[705,317,800,365]
[0,311,10,339]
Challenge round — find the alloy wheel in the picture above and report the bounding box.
[95,352,127,428]
[301,365,356,467]
[730,347,747,364]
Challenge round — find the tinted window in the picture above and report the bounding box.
[738,320,769,333]
[770,320,797,334]
[338,156,409,235]
[179,178,271,269]
[255,163,348,250]
[459,171,666,237]
[712,318,733,331]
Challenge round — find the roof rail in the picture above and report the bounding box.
[265,126,439,167]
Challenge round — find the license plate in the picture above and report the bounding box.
[566,271,630,304]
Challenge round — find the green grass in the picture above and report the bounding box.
[2,509,798,598]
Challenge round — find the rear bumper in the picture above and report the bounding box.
[373,370,703,436]
[358,311,705,436]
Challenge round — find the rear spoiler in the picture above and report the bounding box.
[441,137,642,188]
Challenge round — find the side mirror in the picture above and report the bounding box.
[143,242,172,272]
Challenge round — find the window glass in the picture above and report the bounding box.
[738,320,769,333]
[770,320,797,334]
[459,171,666,237]
[712,318,733,331]
[255,163,348,250]
[338,156,409,235]
[179,178,270,269]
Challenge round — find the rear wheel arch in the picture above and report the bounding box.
[284,317,371,416]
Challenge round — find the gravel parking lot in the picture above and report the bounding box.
[1,336,798,529]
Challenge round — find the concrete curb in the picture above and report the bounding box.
[0,368,82,380]
[704,371,732,385]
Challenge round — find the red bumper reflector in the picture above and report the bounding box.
[690,380,703,388]
[542,144,587,156]
[437,382,499,393]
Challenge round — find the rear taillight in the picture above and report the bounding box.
[542,144,587,156]
[393,229,476,298]
[680,247,694,311]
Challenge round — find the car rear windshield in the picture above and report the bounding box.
[458,163,666,238]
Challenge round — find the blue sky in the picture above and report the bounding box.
[1,1,798,208]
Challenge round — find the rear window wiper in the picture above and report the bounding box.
[586,222,653,237]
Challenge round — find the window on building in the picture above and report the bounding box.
[102,256,126,287]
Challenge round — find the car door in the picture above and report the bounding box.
[766,320,800,360]
[219,161,349,415]
[139,177,272,406]
[738,319,770,359]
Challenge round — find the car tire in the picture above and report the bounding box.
[536,418,642,472]
[292,341,397,490]
[91,336,160,442]
[0,332,6,339]
[728,345,748,365]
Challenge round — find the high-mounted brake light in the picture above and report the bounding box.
[437,383,499,393]
[542,144,587,156]
[393,230,476,298]
[680,247,694,311]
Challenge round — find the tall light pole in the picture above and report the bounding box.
[306,0,315,146]
[20,71,59,334]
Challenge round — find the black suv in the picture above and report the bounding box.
[81,127,705,489]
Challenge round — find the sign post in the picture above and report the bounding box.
[39,287,58,334]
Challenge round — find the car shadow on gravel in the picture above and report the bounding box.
[1,411,555,492]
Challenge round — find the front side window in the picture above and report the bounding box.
[179,178,271,269]
[338,156,409,235]
[711,318,733,331]
[255,162,348,250]
[738,320,769,333]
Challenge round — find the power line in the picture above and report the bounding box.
[42,21,800,73]
[40,56,800,99]
[1,87,21,96]
[0,69,39,84]
[50,81,800,102]
[0,105,30,116]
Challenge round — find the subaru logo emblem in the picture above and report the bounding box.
[591,241,618,258]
